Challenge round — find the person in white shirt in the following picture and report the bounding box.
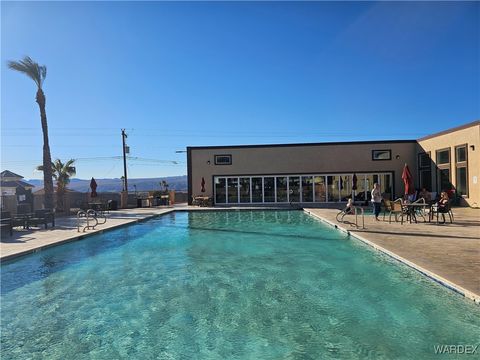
[371,183,382,221]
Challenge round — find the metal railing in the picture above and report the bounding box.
[336,206,365,229]
[77,209,100,232]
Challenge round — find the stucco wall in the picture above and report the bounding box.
[189,141,417,202]
[417,122,480,207]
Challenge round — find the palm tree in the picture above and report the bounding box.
[37,159,76,211]
[8,56,55,210]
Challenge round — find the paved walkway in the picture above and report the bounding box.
[304,207,480,303]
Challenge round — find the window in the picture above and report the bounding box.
[436,149,450,165]
[455,144,468,197]
[456,146,467,163]
[214,154,232,165]
[418,152,432,191]
[251,177,263,202]
[227,178,238,203]
[372,150,391,161]
[436,148,451,192]
[276,177,288,202]
[314,176,326,202]
[239,178,250,203]
[264,177,275,202]
[301,176,313,202]
[419,153,431,168]
[289,176,300,202]
[215,178,226,204]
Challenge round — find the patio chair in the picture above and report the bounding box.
[12,204,32,229]
[1,211,13,237]
[27,209,55,229]
[383,199,405,224]
[430,200,454,224]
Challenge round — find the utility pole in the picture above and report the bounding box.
[121,129,128,192]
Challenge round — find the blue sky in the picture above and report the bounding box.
[1,1,478,180]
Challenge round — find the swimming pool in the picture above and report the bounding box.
[1,211,479,359]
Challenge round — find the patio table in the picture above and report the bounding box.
[402,203,432,224]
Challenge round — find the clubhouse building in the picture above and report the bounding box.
[187,120,479,207]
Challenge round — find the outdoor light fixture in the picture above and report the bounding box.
[395,155,400,159]
[207,160,211,165]
[470,145,475,151]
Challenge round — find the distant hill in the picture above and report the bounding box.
[27,175,187,193]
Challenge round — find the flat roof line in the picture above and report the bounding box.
[187,139,416,150]
[417,120,480,141]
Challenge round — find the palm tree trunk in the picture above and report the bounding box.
[36,88,54,210]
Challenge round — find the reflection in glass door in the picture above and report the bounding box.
[215,178,226,204]
[314,176,326,202]
[251,177,263,202]
[289,176,300,202]
[339,175,351,201]
[276,177,288,202]
[239,177,250,203]
[301,176,313,202]
[227,178,238,203]
[264,177,275,202]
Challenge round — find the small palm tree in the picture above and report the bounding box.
[37,159,76,211]
[8,56,55,209]
[160,180,169,193]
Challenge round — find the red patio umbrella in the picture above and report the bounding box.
[402,164,414,195]
[90,177,98,198]
[201,177,206,193]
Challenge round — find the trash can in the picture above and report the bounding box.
[137,198,143,208]
[108,200,118,211]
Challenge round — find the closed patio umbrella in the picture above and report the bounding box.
[402,164,414,195]
[352,173,358,199]
[201,177,206,193]
[90,177,98,198]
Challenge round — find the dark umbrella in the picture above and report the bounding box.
[402,164,414,195]
[90,177,98,198]
[201,177,206,193]
[352,173,358,200]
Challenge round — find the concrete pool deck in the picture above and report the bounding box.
[1,205,479,303]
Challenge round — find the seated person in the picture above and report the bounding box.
[419,187,431,202]
[344,198,354,214]
[437,191,450,213]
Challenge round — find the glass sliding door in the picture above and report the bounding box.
[264,177,275,203]
[365,174,375,202]
[215,178,226,204]
[354,174,366,203]
[239,177,251,203]
[289,176,300,202]
[327,175,340,202]
[276,177,288,202]
[251,177,263,203]
[380,174,392,199]
[301,176,313,202]
[314,176,326,202]
[339,175,351,201]
[227,178,239,203]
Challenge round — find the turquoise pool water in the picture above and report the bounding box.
[1,211,479,359]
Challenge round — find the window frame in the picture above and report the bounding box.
[214,154,232,165]
[454,144,469,197]
[371,149,392,161]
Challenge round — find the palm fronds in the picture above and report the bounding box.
[7,56,47,89]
